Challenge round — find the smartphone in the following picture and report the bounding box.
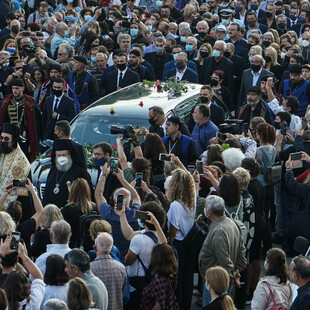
[302,117,308,130]
[116,194,124,210]
[13,179,27,187]
[196,161,204,175]
[187,165,195,174]
[281,121,287,135]
[159,153,172,161]
[216,132,226,142]
[22,31,31,36]
[22,64,28,75]
[10,232,21,250]
[135,173,143,187]
[135,210,150,220]
[242,123,249,135]
[291,152,302,161]
[9,56,17,67]
[110,158,118,173]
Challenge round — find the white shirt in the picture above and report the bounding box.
[176,67,187,81]
[35,244,71,275]
[161,117,167,136]
[167,200,195,241]
[251,67,263,86]
[41,283,69,309]
[117,68,127,87]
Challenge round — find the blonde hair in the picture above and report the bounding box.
[0,212,16,236]
[249,45,262,56]
[233,167,250,191]
[166,169,195,209]
[68,178,92,214]
[205,266,237,310]
[265,46,279,66]
[41,204,63,229]
[89,219,112,238]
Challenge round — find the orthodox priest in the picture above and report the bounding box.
[42,139,93,208]
[0,79,43,162]
[0,123,30,209]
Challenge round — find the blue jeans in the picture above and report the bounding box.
[203,283,232,307]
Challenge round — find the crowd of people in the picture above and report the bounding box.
[1,0,310,309]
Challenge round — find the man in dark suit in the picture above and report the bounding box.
[122,0,136,16]
[162,45,197,80]
[202,40,234,95]
[143,37,174,80]
[245,10,267,39]
[258,2,277,29]
[164,52,198,83]
[238,55,274,108]
[292,10,310,36]
[42,77,77,140]
[148,105,191,137]
[104,53,140,95]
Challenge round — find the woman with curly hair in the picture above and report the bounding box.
[166,168,196,310]
[252,248,292,310]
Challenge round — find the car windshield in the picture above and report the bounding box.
[70,115,149,146]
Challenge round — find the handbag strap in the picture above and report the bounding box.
[267,283,278,308]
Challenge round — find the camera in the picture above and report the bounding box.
[13,179,27,187]
[120,17,131,29]
[23,46,36,54]
[110,124,135,140]
[219,119,244,135]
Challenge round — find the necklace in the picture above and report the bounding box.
[53,170,67,195]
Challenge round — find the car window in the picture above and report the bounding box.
[70,115,149,146]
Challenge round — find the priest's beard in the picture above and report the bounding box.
[56,157,73,172]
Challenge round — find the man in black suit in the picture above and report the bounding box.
[143,37,174,80]
[104,53,140,95]
[202,40,234,95]
[292,10,310,37]
[43,77,77,140]
[245,11,268,39]
[258,2,277,29]
[148,105,191,137]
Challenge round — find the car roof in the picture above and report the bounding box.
[76,82,202,118]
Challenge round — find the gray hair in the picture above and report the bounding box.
[59,42,74,57]
[54,22,66,34]
[0,51,10,57]
[96,52,108,60]
[177,52,188,61]
[64,249,90,273]
[149,105,164,115]
[206,195,225,216]
[50,220,71,244]
[155,37,166,44]
[113,188,131,209]
[43,17,57,30]
[54,12,63,20]
[226,42,235,51]
[0,212,15,236]
[252,54,265,66]
[249,45,262,56]
[180,27,192,35]
[214,40,226,51]
[43,299,68,310]
[95,232,113,253]
[186,36,197,45]
[196,20,209,30]
[119,34,131,42]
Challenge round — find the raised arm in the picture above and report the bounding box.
[116,137,129,171]
[94,164,109,210]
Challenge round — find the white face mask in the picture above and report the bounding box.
[57,156,69,166]
[264,260,268,269]
[302,39,310,47]
[280,52,286,59]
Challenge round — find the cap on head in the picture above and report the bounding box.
[247,86,262,95]
[290,64,302,74]
[1,123,19,141]
[11,78,24,87]
[167,116,182,127]
[74,55,88,65]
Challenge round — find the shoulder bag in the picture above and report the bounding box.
[267,283,288,310]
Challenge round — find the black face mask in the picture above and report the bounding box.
[117,63,127,71]
[200,96,209,103]
[210,78,219,86]
[224,51,231,58]
[264,56,272,62]
[198,31,207,37]
[275,10,282,15]
[11,25,19,34]
[273,121,281,130]
[248,20,256,27]
[278,23,287,30]
[199,10,206,16]
[149,115,156,126]
[251,64,261,72]
[165,46,172,53]
[200,51,209,58]
[262,40,271,47]
[212,20,218,27]
[53,89,63,97]
[266,12,273,18]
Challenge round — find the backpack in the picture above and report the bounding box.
[225,202,248,246]
[79,211,102,251]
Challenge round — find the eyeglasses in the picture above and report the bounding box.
[0,136,11,142]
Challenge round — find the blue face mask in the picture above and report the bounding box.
[91,57,96,63]
[298,16,305,23]
[67,0,73,3]
[180,36,187,42]
[64,30,69,37]
[250,3,258,10]
[235,5,242,12]
[213,50,221,57]
[7,47,16,54]
[248,56,252,62]
[185,44,193,52]
[173,53,179,61]
[156,0,163,7]
[84,15,92,22]
[222,19,230,26]
[94,157,106,167]
[130,28,138,36]
[146,26,152,31]
[289,63,293,69]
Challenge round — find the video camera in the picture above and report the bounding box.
[23,46,36,54]
[218,119,244,135]
[110,124,135,140]
[120,17,131,29]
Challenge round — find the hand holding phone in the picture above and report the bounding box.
[116,194,124,210]
[10,232,21,250]
[196,161,204,175]
[135,210,150,220]
[135,173,143,187]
